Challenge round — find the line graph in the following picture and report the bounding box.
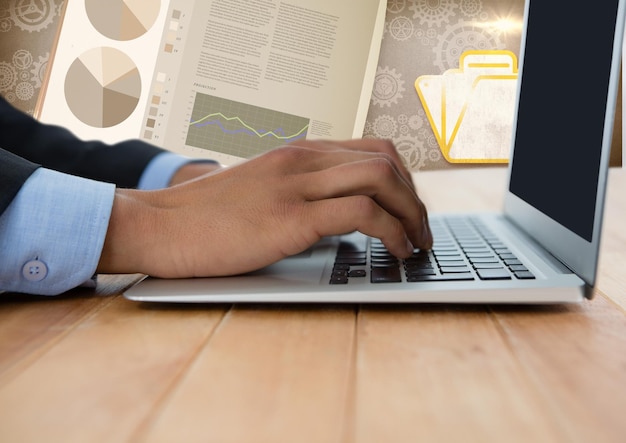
[191,113,309,141]
[185,93,310,158]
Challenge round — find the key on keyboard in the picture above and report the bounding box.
[329,216,535,284]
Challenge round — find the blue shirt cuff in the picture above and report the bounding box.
[0,168,115,295]
[137,152,218,190]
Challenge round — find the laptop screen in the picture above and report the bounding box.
[508,1,621,242]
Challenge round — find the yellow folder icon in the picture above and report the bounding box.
[415,50,519,163]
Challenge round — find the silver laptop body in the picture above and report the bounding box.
[125,0,625,304]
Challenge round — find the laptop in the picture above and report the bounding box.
[124,0,625,304]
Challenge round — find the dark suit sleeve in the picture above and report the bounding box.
[0,95,166,188]
[0,148,40,215]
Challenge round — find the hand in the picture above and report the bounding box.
[97,139,432,278]
[168,161,222,186]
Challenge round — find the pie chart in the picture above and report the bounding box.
[85,0,161,41]
[64,47,142,128]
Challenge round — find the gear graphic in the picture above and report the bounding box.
[414,27,435,46]
[423,130,439,150]
[408,0,457,28]
[432,19,503,71]
[388,16,414,41]
[9,0,56,33]
[387,0,406,14]
[427,146,443,163]
[29,52,48,88]
[372,115,398,139]
[395,134,428,170]
[0,18,12,32]
[13,49,33,70]
[417,127,429,139]
[459,0,483,18]
[0,61,18,93]
[417,127,441,152]
[408,114,423,131]
[371,66,405,108]
[15,80,34,100]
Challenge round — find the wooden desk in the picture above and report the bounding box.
[1,167,625,443]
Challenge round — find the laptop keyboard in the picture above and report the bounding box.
[330,216,536,285]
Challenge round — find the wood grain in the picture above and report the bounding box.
[137,306,356,443]
[351,305,565,443]
[491,296,626,443]
[0,293,227,443]
[0,275,138,385]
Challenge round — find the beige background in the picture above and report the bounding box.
[0,0,621,169]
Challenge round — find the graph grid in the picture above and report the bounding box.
[185,93,310,158]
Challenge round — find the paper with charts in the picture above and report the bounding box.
[415,50,519,163]
[36,0,386,166]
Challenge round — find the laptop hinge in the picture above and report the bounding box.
[503,215,576,275]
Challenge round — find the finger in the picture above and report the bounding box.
[331,140,431,247]
[265,144,411,188]
[419,205,433,250]
[284,139,411,182]
[304,195,415,258]
[292,138,398,159]
[326,138,415,187]
[300,157,429,248]
[283,144,380,172]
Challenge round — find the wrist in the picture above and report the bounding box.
[97,189,161,275]
[169,161,221,186]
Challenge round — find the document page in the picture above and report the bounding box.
[37,0,386,165]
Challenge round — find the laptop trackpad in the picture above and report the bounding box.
[124,237,339,301]
[246,236,336,281]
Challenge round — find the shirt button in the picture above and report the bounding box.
[22,260,48,282]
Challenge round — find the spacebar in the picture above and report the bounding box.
[407,273,475,282]
[371,267,402,283]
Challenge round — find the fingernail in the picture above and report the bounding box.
[406,237,415,255]
[422,219,433,247]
